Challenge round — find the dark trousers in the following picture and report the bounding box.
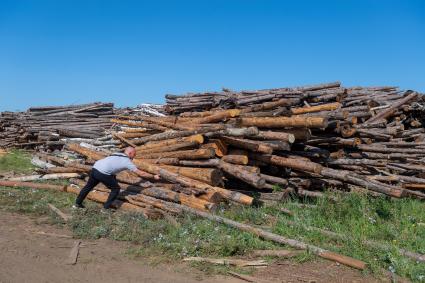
[75,168,121,209]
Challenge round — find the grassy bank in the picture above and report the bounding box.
[0,149,35,173]
[0,150,424,281]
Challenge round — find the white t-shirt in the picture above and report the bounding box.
[93,153,138,175]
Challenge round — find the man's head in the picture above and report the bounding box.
[124,146,136,159]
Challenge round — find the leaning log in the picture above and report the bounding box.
[141,187,217,211]
[160,202,367,270]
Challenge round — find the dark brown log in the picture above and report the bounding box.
[260,174,288,186]
[218,160,266,189]
[221,154,249,165]
[283,129,312,141]
[365,91,418,124]
[221,136,273,154]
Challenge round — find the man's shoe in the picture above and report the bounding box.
[72,204,85,209]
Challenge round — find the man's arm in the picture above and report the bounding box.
[126,160,160,180]
[134,168,160,180]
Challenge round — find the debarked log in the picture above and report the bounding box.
[239,116,328,129]
[136,148,216,160]
[176,203,366,270]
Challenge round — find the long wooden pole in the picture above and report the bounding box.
[135,198,367,270]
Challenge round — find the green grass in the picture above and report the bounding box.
[0,149,35,174]
[0,151,424,281]
[271,184,283,192]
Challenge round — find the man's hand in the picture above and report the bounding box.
[134,169,160,180]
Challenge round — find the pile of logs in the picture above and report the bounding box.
[165,82,343,114]
[3,82,425,205]
[0,102,115,149]
[116,103,166,118]
[114,81,425,202]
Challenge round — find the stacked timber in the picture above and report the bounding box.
[0,102,115,149]
[164,82,342,114]
[115,103,167,117]
[3,82,425,206]
[110,82,425,202]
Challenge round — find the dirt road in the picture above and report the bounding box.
[0,211,238,283]
[0,211,393,283]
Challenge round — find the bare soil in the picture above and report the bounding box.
[0,211,397,283]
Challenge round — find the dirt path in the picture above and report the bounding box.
[0,211,395,283]
[0,211,238,283]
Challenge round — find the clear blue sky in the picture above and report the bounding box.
[1,0,424,111]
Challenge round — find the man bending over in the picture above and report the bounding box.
[74,146,157,210]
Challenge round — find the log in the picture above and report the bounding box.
[42,167,87,174]
[112,132,137,148]
[251,249,302,258]
[189,109,241,124]
[136,141,198,154]
[132,159,253,205]
[127,194,182,214]
[291,102,341,115]
[132,126,223,145]
[241,98,301,113]
[135,134,204,151]
[0,180,65,191]
[47,203,71,222]
[239,116,328,129]
[183,257,268,267]
[7,173,82,182]
[254,131,295,143]
[110,119,168,131]
[221,136,273,154]
[260,174,288,186]
[66,143,106,160]
[218,160,266,189]
[221,154,249,165]
[141,187,217,211]
[127,115,194,131]
[141,158,180,165]
[284,129,312,141]
[65,241,81,265]
[160,165,223,186]
[250,153,323,174]
[365,91,418,124]
[136,148,215,160]
[200,139,227,157]
[174,203,366,270]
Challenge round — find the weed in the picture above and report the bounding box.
[271,184,282,192]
